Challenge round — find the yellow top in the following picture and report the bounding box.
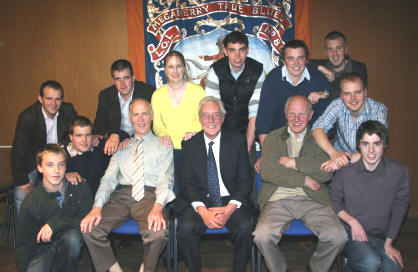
[151,82,205,149]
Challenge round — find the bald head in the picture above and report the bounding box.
[129,98,153,137]
[285,96,313,136]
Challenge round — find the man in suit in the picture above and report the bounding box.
[93,59,155,155]
[176,96,254,272]
[11,80,77,220]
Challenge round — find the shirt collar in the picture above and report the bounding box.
[66,142,93,157]
[117,84,134,103]
[204,131,221,147]
[133,131,153,143]
[281,65,310,85]
[287,126,307,143]
[229,62,245,80]
[355,156,386,176]
[41,107,59,120]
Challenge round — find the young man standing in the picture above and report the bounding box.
[16,144,93,272]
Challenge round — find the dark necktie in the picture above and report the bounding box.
[207,141,222,207]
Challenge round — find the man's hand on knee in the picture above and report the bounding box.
[80,207,102,233]
[385,238,404,268]
[147,203,166,232]
[37,224,53,243]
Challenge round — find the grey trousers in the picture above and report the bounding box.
[83,186,168,272]
[253,196,347,272]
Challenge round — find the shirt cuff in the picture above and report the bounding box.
[229,200,241,208]
[191,201,205,212]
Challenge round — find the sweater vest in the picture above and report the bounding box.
[212,57,263,133]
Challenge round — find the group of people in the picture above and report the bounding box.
[12,30,409,272]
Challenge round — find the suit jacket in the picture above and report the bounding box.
[11,102,77,186]
[175,129,253,214]
[93,80,155,136]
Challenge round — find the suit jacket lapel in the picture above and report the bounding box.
[36,103,47,144]
[219,130,229,189]
[112,87,122,125]
[196,132,208,190]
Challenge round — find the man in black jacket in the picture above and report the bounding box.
[16,144,92,272]
[11,80,77,220]
[310,31,368,99]
[93,59,155,155]
[176,96,254,272]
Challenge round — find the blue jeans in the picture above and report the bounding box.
[344,230,402,272]
[26,229,83,272]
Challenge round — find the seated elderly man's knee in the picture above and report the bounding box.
[142,229,168,244]
[253,222,281,246]
[319,224,348,247]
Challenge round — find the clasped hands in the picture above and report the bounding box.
[197,203,237,229]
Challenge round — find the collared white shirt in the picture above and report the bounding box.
[118,85,134,136]
[281,65,310,86]
[192,132,241,211]
[229,62,245,80]
[41,108,58,144]
[66,142,93,158]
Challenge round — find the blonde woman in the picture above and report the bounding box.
[151,51,205,194]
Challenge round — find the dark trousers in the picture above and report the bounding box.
[177,201,254,272]
[26,228,83,272]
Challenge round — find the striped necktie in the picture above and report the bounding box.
[132,138,145,201]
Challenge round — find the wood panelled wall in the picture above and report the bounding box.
[0,0,417,216]
[0,0,129,142]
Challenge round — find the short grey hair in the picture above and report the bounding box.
[198,96,227,116]
[284,95,312,113]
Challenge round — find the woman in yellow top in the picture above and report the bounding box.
[151,50,205,194]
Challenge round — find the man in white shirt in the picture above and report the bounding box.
[11,80,77,219]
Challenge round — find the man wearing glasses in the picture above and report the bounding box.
[176,96,255,272]
[92,59,155,155]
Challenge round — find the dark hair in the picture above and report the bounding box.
[223,31,249,48]
[324,31,347,48]
[68,116,93,136]
[356,120,389,151]
[39,80,64,98]
[36,144,67,166]
[339,72,365,91]
[282,40,309,59]
[111,59,133,77]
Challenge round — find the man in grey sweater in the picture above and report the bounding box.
[330,120,410,272]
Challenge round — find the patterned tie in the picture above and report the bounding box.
[132,138,145,201]
[207,141,222,206]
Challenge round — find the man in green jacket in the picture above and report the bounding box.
[253,96,347,272]
[16,144,93,272]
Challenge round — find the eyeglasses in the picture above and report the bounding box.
[200,112,223,121]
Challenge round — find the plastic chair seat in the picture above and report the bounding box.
[112,219,140,235]
[283,219,313,236]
